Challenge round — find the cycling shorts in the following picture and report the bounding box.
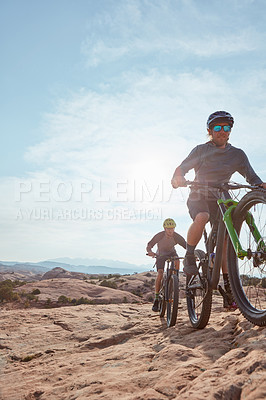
[187,191,218,224]
[156,250,177,271]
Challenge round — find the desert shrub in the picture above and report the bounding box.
[0,280,22,302]
[58,295,71,304]
[145,272,152,277]
[76,297,93,305]
[144,280,152,288]
[99,280,117,289]
[107,274,120,279]
[57,296,94,306]
[26,293,38,301]
[31,289,41,295]
[122,296,128,303]
[0,285,14,302]
[14,280,27,287]
[21,353,42,362]
[0,280,39,303]
[0,279,15,289]
[24,300,30,308]
[12,292,20,301]
[45,298,52,307]
[241,275,261,287]
[100,275,108,280]
[132,289,143,297]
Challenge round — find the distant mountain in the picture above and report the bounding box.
[44,257,151,271]
[0,258,153,276]
[39,258,152,275]
[0,263,49,281]
[0,263,50,274]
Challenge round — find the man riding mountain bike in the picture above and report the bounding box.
[171,110,266,309]
[146,218,186,312]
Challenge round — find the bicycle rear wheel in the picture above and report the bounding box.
[166,272,179,327]
[228,189,266,326]
[186,249,212,329]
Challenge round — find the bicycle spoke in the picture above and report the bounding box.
[186,250,212,329]
[237,202,266,311]
[228,189,266,326]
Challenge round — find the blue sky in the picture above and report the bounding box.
[1,0,266,265]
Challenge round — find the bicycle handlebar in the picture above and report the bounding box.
[184,181,261,191]
[146,253,183,260]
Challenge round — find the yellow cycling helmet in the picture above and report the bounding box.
[163,218,176,228]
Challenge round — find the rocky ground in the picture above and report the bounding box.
[0,295,265,400]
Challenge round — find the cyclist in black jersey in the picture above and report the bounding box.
[146,218,186,312]
[171,111,266,309]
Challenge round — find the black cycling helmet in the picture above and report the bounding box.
[207,111,234,129]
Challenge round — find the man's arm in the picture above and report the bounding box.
[238,150,265,187]
[171,146,199,188]
[171,167,186,188]
[173,232,186,249]
[146,232,164,256]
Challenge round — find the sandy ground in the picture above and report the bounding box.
[0,295,265,400]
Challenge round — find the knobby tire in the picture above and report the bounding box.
[186,249,212,329]
[227,189,266,326]
[166,273,179,327]
[158,277,166,318]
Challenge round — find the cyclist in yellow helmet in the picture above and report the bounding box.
[146,218,186,312]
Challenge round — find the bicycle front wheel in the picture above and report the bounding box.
[158,278,166,318]
[228,189,266,326]
[166,272,179,327]
[186,249,212,329]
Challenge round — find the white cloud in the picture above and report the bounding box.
[81,0,263,66]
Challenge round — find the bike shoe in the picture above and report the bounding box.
[152,299,159,312]
[183,254,198,276]
[218,285,238,310]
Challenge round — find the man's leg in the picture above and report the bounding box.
[184,212,209,275]
[152,264,164,312]
[187,212,210,246]
[155,269,163,293]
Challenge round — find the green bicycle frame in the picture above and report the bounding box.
[217,198,265,259]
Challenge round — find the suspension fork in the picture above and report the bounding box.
[209,197,231,290]
[217,198,265,258]
[210,219,225,290]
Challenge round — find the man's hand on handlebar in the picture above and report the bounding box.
[171,175,187,188]
[147,251,157,257]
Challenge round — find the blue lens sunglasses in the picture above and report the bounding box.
[213,125,231,132]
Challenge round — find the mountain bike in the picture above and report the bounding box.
[151,255,181,327]
[184,181,266,328]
